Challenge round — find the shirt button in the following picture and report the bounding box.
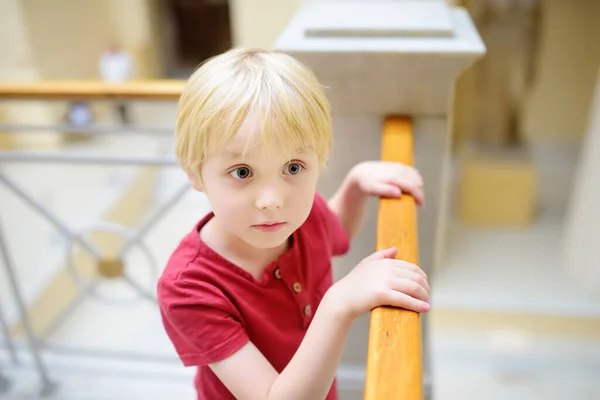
[303,304,312,316]
[274,268,282,279]
[292,282,302,293]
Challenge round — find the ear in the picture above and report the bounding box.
[184,169,204,192]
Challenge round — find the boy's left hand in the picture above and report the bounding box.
[349,161,425,206]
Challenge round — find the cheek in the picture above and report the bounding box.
[204,180,247,216]
[288,172,319,211]
[210,191,250,229]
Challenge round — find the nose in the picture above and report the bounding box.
[255,186,283,210]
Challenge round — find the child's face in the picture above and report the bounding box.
[198,113,321,251]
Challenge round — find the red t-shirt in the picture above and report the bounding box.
[157,193,350,400]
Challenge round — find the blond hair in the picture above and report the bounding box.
[175,48,331,177]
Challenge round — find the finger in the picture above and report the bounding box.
[389,165,422,187]
[389,278,430,302]
[391,260,428,282]
[383,290,430,313]
[408,168,424,187]
[411,188,425,206]
[390,178,424,206]
[366,182,402,198]
[413,186,425,206]
[392,270,431,294]
[362,247,397,262]
[403,166,423,186]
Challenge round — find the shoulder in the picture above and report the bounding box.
[296,192,329,239]
[312,191,329,211]
[158,217,204,283]
[157,215,234,312]
[156,222,251,366]
[302,192,350,257]
[306,192,334,226]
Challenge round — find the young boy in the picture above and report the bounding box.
[157,48,430,400]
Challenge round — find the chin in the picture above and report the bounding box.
[253,237,289,250]
[246,231,292,250]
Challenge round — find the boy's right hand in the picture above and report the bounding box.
[328,247,430,321]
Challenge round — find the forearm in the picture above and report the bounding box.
[328,171,368,239]
[268,291,351,400]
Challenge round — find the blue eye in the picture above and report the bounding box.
[230,167,252,179]
[284,163,304,175]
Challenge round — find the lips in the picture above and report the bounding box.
[252,222,286,232]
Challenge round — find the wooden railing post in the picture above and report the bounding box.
[364,117,422,400]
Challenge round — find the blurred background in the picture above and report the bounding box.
[0,0,599,399]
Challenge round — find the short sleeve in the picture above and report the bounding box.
[314,193,350,257]
[157,278,249,367]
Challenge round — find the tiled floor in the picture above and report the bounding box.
[434,141,600,317]
[3,332,600,399]
[434,214,600,317]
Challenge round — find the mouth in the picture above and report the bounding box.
[252,222,287,233]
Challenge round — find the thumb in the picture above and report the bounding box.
[362,247,397,262]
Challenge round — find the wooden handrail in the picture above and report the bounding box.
[0,80,186,100]
[364,116,422,399]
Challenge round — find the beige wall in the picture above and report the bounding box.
[521,0,600,142]
[20,0,162,80]
[0,0,38,81]
[5,0,320,82]
[454,0,600,146]
[21,0,112,80]
[1,0,163,82]
[229,0,305,49]
[0,0,59,149]
[0,0,164,149]
[563,68,600,297]
[109,0,166,79]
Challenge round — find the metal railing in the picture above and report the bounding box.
[0,81,185,396]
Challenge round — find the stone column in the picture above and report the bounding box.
[275,1,484,397]
[0,0,60,149]
[563,70,600,298]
